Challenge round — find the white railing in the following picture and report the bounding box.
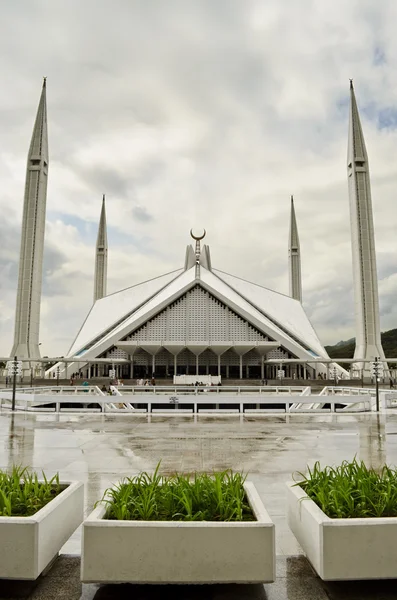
[116,385,311,396]
[320,386,376,396]
[0,385,104,396]
[0,391,371,414]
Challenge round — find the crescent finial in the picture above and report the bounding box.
[190,228,206,241]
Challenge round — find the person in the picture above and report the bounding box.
[390,379,395,390]
[144,379,149,386]
[151,376,155,386]
[101,384,107,392]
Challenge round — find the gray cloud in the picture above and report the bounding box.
[132,206,154,223]
[0,0,396,355]
[72,165,131,199]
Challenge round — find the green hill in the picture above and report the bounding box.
[325,329,397,361]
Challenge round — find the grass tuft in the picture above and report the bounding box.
[294,458,397,518]
[99,464,255,521]
[0,466,61,517]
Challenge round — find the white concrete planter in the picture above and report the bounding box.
[0,481,84,580]
[82,481,275,584]
[287,481,397,580]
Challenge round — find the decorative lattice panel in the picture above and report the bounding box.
[106,346,128,359]
[134,352,149,365]
[222,349,241,366]
[207,295,227,340]
[245,349,262,366]
[125,285,268,343]
[177,349,196,367]
[268,348,288,359]
[187,286,207,341]
[146,310,167,340]
[199,349,218,366]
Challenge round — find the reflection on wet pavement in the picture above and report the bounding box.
[0,412,395,598]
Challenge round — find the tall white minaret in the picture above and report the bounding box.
[288,195,302,302]
[347,80,386,372]
[11,79,49,360]
[93,194,108,302]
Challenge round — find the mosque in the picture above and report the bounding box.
[9,79,386,381]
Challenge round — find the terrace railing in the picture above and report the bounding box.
[0,385,371,414]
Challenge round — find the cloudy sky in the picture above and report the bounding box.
[0,0,396,357]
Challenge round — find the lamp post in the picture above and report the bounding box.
[12,356,17,411]
[371,357,383,412]
[56,366,60,387]
[332,367,338,386]
[7,357,22,411]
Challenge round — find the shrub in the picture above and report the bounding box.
[99,465,254,522]
[0,466,61,516]
[295,458,397,518]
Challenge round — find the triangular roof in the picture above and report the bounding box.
[212,269,326,358]
[69,263,330,362]
[68,268,184,356]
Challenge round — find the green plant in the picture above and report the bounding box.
[98,464,255,522]
[0,466,61,517]
[294,458,397,518]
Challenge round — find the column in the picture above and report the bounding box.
[130,358,134,380]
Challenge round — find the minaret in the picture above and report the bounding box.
[11,79,49,360]
[347,80,386,372]
[288,196,302,302]
[93,194,108,302]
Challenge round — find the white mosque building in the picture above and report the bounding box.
[52,226,336,381]
[9,79,386,382]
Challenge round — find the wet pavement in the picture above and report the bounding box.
[0,411,396,598]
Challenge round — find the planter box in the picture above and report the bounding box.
[0,481,84,580]
[287,481,397,580]
[82,481,275,584]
